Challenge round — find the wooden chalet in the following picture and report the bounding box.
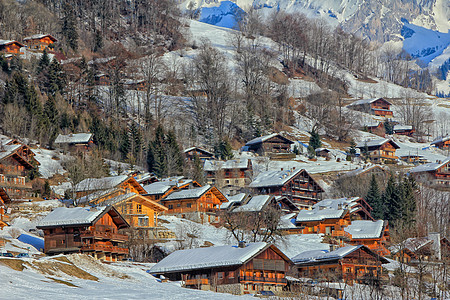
[431,135,450,149]
[245,133,294,155]
[344,220,390,256]
[143,177,201,202]
[123,79,146,91]
[95,73,110,86]
[356,139,399,163]
[150,242,291,295]
[161,185,228,224]
[393,125,415,137]
[220,193,249,211]
[293,245,389,284]
[390,233,450,262]
[249,168,323,208]
[0,40,25,55]
[89,191,168,239]
[184,146,214,161]
[0,187,11,229]
[23,34,57,51]
[232,195,275,213]
[54,133,94,152]
[364,122,385,137]
[37,206,129,261]
[204,159,253,192]
[74,175,146,199]
[0,142,37,199]
[134,172,158,186]
[410,158,450,188]
[315,148,331,159]
[342,165,389,181]
[347,98,393,117]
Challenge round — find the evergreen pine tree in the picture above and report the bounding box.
[214,139,233,160]
[37,49,50,73]
[42,180,52,199]
[349,140,357,156]
[166,130,184,175]
[382,175,396,221]
[384,120,394,135]
[309,129,322,150]
[119,128,130,160]
[47,59,66,95]
[383,175,403,223]
[192,153,206,185]
[366,174,384,219]
[61,3,78,51]
[401,175,417,227]
[93,30,103,52]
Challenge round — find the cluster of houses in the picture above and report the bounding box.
[0,34,57,59]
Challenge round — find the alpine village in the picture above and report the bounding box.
[0,0,449,299]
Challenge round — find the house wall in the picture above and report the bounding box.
[26,37,55,51]
[0,43,23,54]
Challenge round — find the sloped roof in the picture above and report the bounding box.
[245,133,293,146]
[410,158,450,173]
[431,135,450,145]
[54,133,93,144]
[183,146,214,156]
[23,34,57,42]
[344,220,385,239]
[0,144,22,161]
[343,165,388,178]
[278,213,298,229]
[77,188,119,205]
[163,185,211,200]
[143,181,176,195]
[221,193,248,209]
[150,242,272,274]
[250,168,303,188]
[295,197,360,222]
[204,159,250,171]
[97,192,168,212]
[394,125,413,131]
[38,206,106,227]
[74,175,129,193]
[0,40,24,47]
[356,138,399,149]
[293,245,389,264]
[233,195,273,212]
[347,98,392,106]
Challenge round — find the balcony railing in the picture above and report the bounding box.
[239,276,287,284]
[332,230,352,240]
[80,230,128,242]
[81,244,128,254]
[185,278,209,286]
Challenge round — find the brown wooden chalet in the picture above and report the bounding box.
[393,125,415,137]
[0,40,25,55]
[161,185,228,224]
[245,133,294,155]
[37,206,129,261]
[150,242,291,295]
[143,177,201,202]
[249,168,323,208]
[292,245,389,284]
[0,141,38,199]
[410,158,450,188]
[431,135,450,149]
[54,133,94,152]
[23,34,57,51]
[204,159,253,192]
[74,175,146,199]
[347,98,393,117]
[344,220,390,256]
[390,233,450,263]
[356,139,399,163]
[364,122,385,137]
[184,146,214,161]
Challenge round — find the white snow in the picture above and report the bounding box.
[38,207,107,227]
[33,148,66,179]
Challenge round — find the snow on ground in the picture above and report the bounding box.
[51,182,72,196]
[33,148,66,179]
[0,254,253,300]
[393,138,448,163]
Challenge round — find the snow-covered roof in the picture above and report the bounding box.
[410,158,450,173]
[278,213,298,229]
[143,181,175,195]
[295,197,360,222]
[347,98,392,106]
[431,135,450,145]
[390,237,433,254]
[232,195,272,212]
[183,146,213,156]
[221,193,247,209]
[393,125,413,131]
[54,133,93,144]
[0,144,22,161]
[344,220,385,239]
[249,168,303,188]
[0,40,24,47]
[163,185,211,200]
[23,34,57,41]
[38,206,107,227]
[343,165,388,177]
[74,175,129,192]
[245,133,293,146]
[204,159,250,171]
[292,246,363,264]
[150,242,269,273]
[98,193,137,206]
[76,188,118,204]
[356,138,399,149]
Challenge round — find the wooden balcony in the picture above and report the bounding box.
[81,244,129,254]
[80,230,128,242]
[185,278,209,286]
[239,276,287,284]
[332,230,352,240]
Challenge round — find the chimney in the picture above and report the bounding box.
[428,232,441,261]
[238,241,246,248]
[329,244,338,252]
[281,168,283,171]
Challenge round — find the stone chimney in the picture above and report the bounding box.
[238,241,246,248]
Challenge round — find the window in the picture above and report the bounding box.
[217,272,224,279]
[228,271,234,279]
[177,203,181,207]
[136,204,142,213]
[168,204,173,209]
[235,180,239,184]
[187,203,192,208]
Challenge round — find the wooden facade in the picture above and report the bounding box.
[365,122,385,137]
[37,207,129,261]
[184,147,214,161]
[294,246,388,284]
[251,169,324,208]
[0,188,11,229]
[348,98,393,118]
[431,136,450,149]
[347,224,390,256]
[411,160,450,188]
[75,176,146,199]
[297,211,352,236]
[23,34,57,51]
[245,134,294,155]
[357,140,399,163]
[152,243,291,295]
[0,40,25,55]
[205,159,253,190]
